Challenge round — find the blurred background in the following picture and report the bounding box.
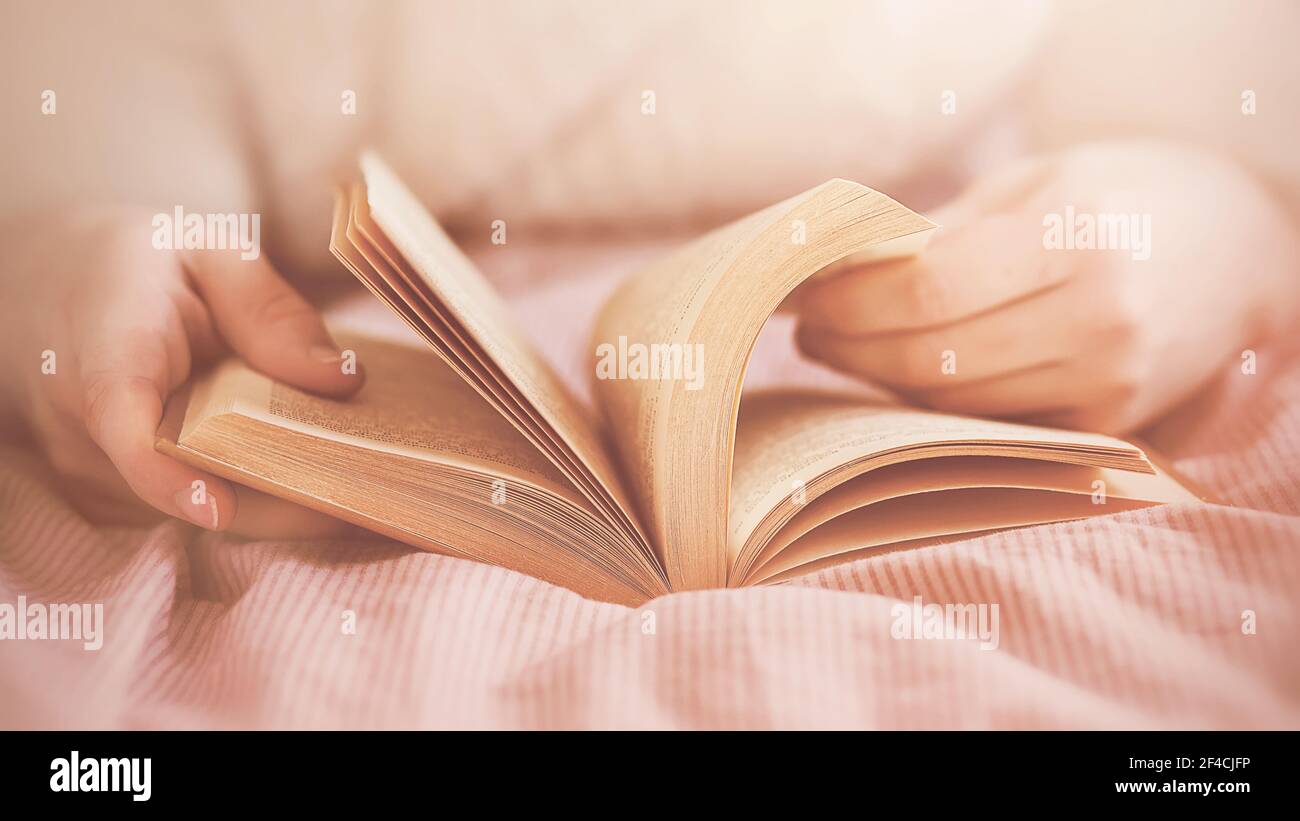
[5,0,1298,286]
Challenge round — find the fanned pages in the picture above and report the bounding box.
[353,154,656,574]
[591,179,938,589]
[157,333,660,604]
[157,154,1202,604]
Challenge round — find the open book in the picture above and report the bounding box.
[157,153,1198,605]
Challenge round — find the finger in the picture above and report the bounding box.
[79,332,239,531]
[45,438,162,524]
[797,283,1089,390]
[1029,391,1144,436]
[799,211,1072,336]
[908,361,1088,418]
[60,475,167,527]
[168,279,225,365]
[185,249,364,397]
[226,486,365,540]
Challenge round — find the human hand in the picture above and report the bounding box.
[0,207,366,536]
[797,142,1300,433]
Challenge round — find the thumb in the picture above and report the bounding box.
[79,338,240,531]
[185,249,364,397]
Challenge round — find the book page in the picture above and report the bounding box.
[738,454,1197,584]
[758,530,1003,586]
[166,335,660,604]
[747,487,1151,584]
[727,389,1160,579]
[591,179,937,590]
[179,332,591,509]
[358,153,652,560]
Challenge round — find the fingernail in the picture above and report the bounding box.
[310,344,344,364]
[173,487,220,529]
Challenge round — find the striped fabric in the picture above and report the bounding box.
[2,271,1298,729]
